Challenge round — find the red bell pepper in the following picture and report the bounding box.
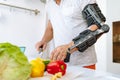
[46,60,67,75]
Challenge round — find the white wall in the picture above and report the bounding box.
[106,0,120,74]
[95,0,120,75]
[0,0,46,59]
[95,0,107,71]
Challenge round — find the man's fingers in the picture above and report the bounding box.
[50,50,54,60]
[53,50,60,61]
[43,43,47,50]
[61,56,66,61]
[51,48,63,61]
[35,42,42,51]
[57,54,63,60]
[50,46,68,61]
[50,50,57,60]
[36,45,41,51]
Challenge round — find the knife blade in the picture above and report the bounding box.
[38,48,43,54]
[38,45,44,58]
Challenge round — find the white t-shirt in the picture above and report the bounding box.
[46,0,97,66]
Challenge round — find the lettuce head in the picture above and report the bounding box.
[0,42,32,80]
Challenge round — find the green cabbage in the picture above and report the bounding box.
[0,42,32,80]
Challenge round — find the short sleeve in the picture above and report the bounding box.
[45,2,50,20]
[80,0,97,10]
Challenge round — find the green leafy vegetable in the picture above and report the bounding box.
[0,42,32,80]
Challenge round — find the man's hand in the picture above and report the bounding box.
[50,44,69,61]
[35,40,47,51]
[50,42,75,61]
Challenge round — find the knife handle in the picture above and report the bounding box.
[38,45,43,54]
[64,52,71,63]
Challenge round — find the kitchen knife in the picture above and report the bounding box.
[38,46,44,58]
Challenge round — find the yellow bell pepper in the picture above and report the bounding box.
[30,58,45,78]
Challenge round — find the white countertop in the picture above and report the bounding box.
[29,65,120,80]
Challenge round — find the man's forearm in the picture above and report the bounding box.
[42,21,53,43]
[88,24,104,39]
[68,24,98,54]
[88,24,98,31]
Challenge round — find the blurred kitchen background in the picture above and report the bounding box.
[0,0,120,75]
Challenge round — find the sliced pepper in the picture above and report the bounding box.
[46,60,67,75]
